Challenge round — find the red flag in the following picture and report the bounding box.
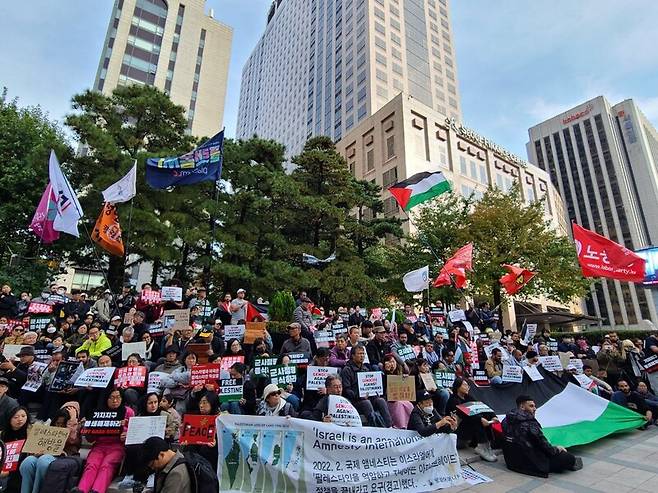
[499,264,536,295]
[572,223,645,282]
[246,302,265,322]
[433,243,473,289]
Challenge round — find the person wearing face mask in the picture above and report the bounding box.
[407,391,458,436]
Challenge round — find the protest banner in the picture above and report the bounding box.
[180,414,216,445]
[80,411,123,436]
[160,286,183,302]
[219,355,245,379]
[538,356,563,372]
[21,362,48,392]
[223,324,246,340]
[23,425,70,455]
[268,365,298,388]
[502,365,524,384]
[2,440,25,473]
[524,365,544,381]
[569,358,584,374]
[122,341,147,361]
[357,371,384,397]
[219,378,243,403]
[448,309,466,322]
[29,316,51,333]
[395,344,416,362]
[148,321,165,337]
[147,371,168,394]
[455,401,495,417]
[306,366,339,391]
[162,309,190,332]
[386,375,416,402]
[433,370,456,389]
[74,367,116,388]
[125,415,167,445]
[190,363,222,387]
[328,395,362,427]
[140,289,161,304]
[49,361,84,392]
[115,366,147,389]
[522,323,538,346]
[286,352,309,365]
[244,322,267,344]
[253,357,278,377]
[420,372,437,392]
[27,302,53,315]
[1,344,24,360]
[313,330,334,348]
[216,415,463,493]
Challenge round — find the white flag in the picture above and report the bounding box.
[402,265,430,292]
[48,150,83,237]
[102,162,137,204]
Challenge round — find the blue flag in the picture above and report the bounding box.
[146,131,224,189]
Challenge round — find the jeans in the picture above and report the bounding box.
[221,401,243,414]
[20,455,56,493]
[490,376,503,385]
[285,393,301,412]
[353,397,393,427]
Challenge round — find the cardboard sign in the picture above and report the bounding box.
[224,324,246,340]
[386,375,416,402]
[125,416,167,445]
[253,357,278,377]
[190,363,222,387]
[219,378,243,403]
[433,370,456,389]
[448,309,466,322]
[162,309,190,332]
[27,302,53,314]
[502,364,524,383]
[2,344,24,360]
[29,316,51,332]
[420,372,437,392]
[23,425,70,455]
[244,322,267,344]
[122,341,147,361]
[306,366,339,390]
[80,411,123,436]
[161,286,183,302]
[186,343,211,364]
[74,367,116,388]
[538,356,563,372]
[357,371,384,397]
[328,395,362,427]
[523,365,544,381]
[115,366,147,389]
[455,401,494,417]
[180,414,216,445]
[21,362,48,392]
[49,361,84,392]
[2,440,25,472]
[140,289,161,304]
[147,371,168,394]
[268,364,298,388]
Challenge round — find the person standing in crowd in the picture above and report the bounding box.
[92,290,112,324]
[0,284,18,318]
[349,305,365,327]
[116,285,135,316]
[230,289,248,324]
[189,287,213,325]
[293,296,314,332]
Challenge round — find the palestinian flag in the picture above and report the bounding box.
[388,171,451,211]
[468,367,645,447]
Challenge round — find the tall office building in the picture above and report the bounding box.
[94,0,233,137]
[527,96,658,328]
[237,0,462,156]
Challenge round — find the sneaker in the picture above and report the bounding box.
[474,444,497,462]
[570,457,583,471]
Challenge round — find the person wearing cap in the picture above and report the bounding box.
[230,288,248,324]
[0,376,18,423]
[92,289,112,323]
[141,436,192,493]
[258,383,296,417]
[154,346,183,374]
[0,345,35,396]
[367,325,404,371]
[75,324,112,358]
[407,390,457,436]
[63,289,91,321]
[293,296,314,333]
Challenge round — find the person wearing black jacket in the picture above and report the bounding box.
[407,391,457,436]
[0,284,18,318]
[220,362,257,415]
[502,395,582,477]
[0,345,34,395]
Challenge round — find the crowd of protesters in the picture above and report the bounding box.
[0,282,657,491]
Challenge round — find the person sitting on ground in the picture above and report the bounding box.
[407,390,457,436]
[611,379,652,427]
[329,334,350,368]
[258,383,297,417]
[583,365,613,398]
[142,436,193,493]
[502,395,582,477]
[280,323,312,360]
[636,381,658,421]
[309,374,344,422]
[485,348,504,385]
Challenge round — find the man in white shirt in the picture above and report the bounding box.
[230,288,248,324]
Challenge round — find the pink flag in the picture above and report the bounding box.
[30,183,60,244]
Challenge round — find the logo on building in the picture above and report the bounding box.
[562,103,594,125]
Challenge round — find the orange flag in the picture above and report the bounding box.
[91,203,125,257]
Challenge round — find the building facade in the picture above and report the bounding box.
[527,96,658,328]
[94,0,233,137]
[237,0,461,157]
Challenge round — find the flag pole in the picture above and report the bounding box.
[398,207,443,266]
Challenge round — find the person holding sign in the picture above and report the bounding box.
[182,390,220,471]
[412,357,450,415]
[162,351,198,415]
[407,390,457,437]
[485,348,505,386]
[382,355,414,429]
[0,406,30,492]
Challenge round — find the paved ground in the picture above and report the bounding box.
[441,426,658,492]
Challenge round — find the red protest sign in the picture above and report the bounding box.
[115,366,147,389]
[2,440,25,472]
[220,356,244,378]
[140,290,162,304]
[27,302,53,315]
[190,363,221,387]
[180,414,216,445]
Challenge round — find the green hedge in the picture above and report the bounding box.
[550,329,656,345]
[267,321,291,334]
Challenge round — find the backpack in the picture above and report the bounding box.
[165,451,219,493]
[39,456,84,493]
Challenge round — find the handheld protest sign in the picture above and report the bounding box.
[386,375,416,402]
[357,371,383,397]
[501,365,523,383]
[23,425,70,455]
[162,309,190,332]
[80,411,123,436]
[244,322,267,344]
[219,378,243,403]
[253,357,278,378]
[125,416,167,445]
[121,341,147,361]
[268,364,297,388]
[224,325,246,340]
[115,366,147,389]
[328,395,362,427]
[161,286,183,302]
[74,367,116,388]
[49,361,84,392]
[190,363,222,388]
[306,366,338,390]
[2,440,25,472]
[180,414,216,445]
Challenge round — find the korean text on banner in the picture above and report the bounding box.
[386,375,416,402]
[216,415,463,493]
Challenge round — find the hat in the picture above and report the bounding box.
[373,326,386,333]
[165,345,181,355]
[142,436,169,464]
[566,364,577,371]
[402,319,413,325]
[262,383,282,400]
[0,377,9,386]
[17,346,35,357]
[106,328,118,336]
[214,319,223,325]
[111,315,122,322]
[417,390,433,402]
[237,288,246,294]
[103,289,112,294]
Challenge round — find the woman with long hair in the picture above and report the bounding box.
[162,351,198,415]
[0,406,30,492]
[382,354,414,429]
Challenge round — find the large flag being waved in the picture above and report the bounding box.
[500,264,536,295]
[402,265,430,292]
[572,223,645,282]
[91,203,124,257]
[388,171,451,211]
[49,150,83,237]
[146,131,224,189]
[30,183,60,244]
[102,161,137,204]
[433,243,473,289]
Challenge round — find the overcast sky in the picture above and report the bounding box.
[1,0,657,158]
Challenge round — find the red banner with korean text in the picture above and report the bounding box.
[573,223,645,282]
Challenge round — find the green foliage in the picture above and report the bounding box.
[269,291,296,322]
[266,321,291,334]
[551,329,655,345]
